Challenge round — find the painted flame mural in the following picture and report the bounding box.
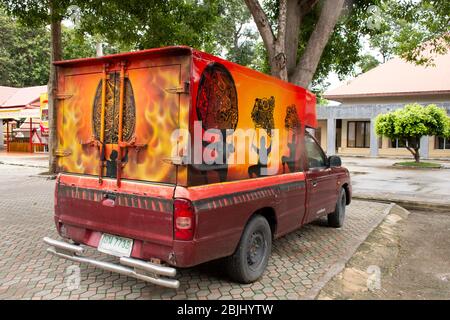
[55,47,316,187]
[56,54,190,184]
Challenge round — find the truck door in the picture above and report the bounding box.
[58,62,183,185]
[304,133,338,223]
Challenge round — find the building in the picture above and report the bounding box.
[316,51,450,159]
[0,85,48,152]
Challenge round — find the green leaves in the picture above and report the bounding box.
[75,0,220,51]
[375,103,450,139]
[375,103,450,161]
[0,6,106,86]
[368,0,450,66]
[0,7,50,86]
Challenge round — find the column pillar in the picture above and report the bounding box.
[327,118,336,156]
[419,136,429,160]
[370,118,379,157]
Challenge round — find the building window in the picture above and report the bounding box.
[389,138,421,149]
[390,138,406,148]
[389,138,420,149]
[435,136,450,150]
[347,121,370,148]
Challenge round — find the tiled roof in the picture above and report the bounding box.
[0,86,19,106]
[0,85,47,108]
[324,50,450,102]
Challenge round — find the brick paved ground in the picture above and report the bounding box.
[0,163,391,300]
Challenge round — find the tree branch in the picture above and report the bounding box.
[273,0,288,80]
[291,0,346,87]
[277,0,288,46]
[244,0,276,59]
[285,0,320,76]
[300,0,320,14]
[285,0,302,74]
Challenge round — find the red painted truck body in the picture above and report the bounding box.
[47,46,351,287]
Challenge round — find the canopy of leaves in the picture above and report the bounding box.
[366,0,450,66]
[356,54,380,75]
[210,0,258,67]
[375,104,450,139]
[76,0,220,51]
[0,7,50,86]
[1,0,72,24]
[0,7,101,86]
[1,0,448,89]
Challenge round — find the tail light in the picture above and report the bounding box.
[174,199,195,241]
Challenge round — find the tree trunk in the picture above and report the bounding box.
[290,0,346,87]
[244,0,288,81]
[414,149,420,163]
[284,0,302,76]
[48,2,62,174]
[245,0,345,88]
[406,146,420,163]
[285,0,319,77]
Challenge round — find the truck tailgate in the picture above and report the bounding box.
[56,174,174,247]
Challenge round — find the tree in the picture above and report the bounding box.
[245,0,450,88]
[0,8,50,86]
[2,0,71,173]
[356,54,380,75]
[366,0,450,67]
[0,7,100,87]
[75,0,220,52]
[210,0,259,67]
[245,0,351,86]
[375,104,450,162]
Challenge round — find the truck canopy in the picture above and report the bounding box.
[54,46,316,187]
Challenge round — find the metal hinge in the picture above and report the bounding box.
[55,149,72,157]
[56,94,73,100]
[165,81,190,94]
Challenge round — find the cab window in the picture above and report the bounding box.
[305,133,327,169]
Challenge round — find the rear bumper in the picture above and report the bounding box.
[54,220,205,267]
[43,237,180,289]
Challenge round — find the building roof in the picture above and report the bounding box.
[0,85,47,108]
[324,50,450,102]
[0,86,19,106]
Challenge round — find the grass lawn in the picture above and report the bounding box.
[394,161,442,168]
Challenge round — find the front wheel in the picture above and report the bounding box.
[328,188,346,228]
[226,215,272,283]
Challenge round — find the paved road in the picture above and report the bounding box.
[341,157,450,207]
[0,163,391,300]
[0,151,48,168]
[2,152,449,206]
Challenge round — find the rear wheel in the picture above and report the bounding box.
[328,188,346,228]
[226,215,272,283]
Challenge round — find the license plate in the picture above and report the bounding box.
[98,233,133,257]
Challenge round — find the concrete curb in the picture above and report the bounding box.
[0,161,48,169]
[302,202,396,300]
[353,194,450,212]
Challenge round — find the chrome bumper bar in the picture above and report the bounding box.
[43,237,180,289]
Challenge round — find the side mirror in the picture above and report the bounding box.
[328,155,342,167]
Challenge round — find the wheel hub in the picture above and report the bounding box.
[247,232,265,268]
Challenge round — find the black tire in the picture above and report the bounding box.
[226,215,272,283]
[328,188,346,228]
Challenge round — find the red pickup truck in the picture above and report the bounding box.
[44,46,351,289]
